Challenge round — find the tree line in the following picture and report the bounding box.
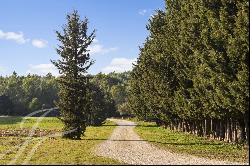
[128,0,249,144]
[0,72,58,116]
[0,72,129,117]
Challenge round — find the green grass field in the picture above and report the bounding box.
[0,117,123,165]
[132,119,248,163]
[0,117,63,130]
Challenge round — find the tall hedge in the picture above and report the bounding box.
[129,0,249,143]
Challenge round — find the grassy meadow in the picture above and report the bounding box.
[0,117,123,165]
[0,117,63,130]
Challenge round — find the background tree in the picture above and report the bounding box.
[51,10,95,139]
[90,72,131,117]
[28,97,41,112]
[118,102,130,118]
[0,72,58,116]
[0,95,13,116]
[86,83,116,126]
[0,72,128,118]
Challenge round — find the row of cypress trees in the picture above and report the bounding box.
[129,0,249,144]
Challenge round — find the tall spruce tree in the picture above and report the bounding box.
[51,10,95,139]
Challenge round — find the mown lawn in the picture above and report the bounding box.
[0,117,123,165]
[132,119,249,163]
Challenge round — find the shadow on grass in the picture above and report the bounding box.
[147,140,223,146]
[102,124,158,127]
[82,137,222,146]
[102,124,136,127]
[0,116,24,125]
[82,138,146,142]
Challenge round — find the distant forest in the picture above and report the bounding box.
[0,71,130,118]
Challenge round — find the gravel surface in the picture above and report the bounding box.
[95,119,247,165]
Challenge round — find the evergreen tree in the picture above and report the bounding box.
[0,95,13,116]
[129,0,249,143]
[51,10,95,139]
[86,83,115,126]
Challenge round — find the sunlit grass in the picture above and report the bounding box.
[0,118,124,165]
[133,120,248,163]
[0,117,63,130]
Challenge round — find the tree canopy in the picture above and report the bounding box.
[129,0,249,144]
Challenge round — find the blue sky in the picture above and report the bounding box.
[0,0,164,76]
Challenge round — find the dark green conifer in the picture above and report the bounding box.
[51,10,95,139]
[129,0,249,143]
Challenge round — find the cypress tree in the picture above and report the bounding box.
[129,0,248,143]
[51,10,95,139]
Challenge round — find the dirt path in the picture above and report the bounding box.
[95,119,246,165]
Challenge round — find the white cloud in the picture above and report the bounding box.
[89,45,118,55]
[139,9,147,16]
[27,64,59,76]
[32,39,48,48]
[0,29,29,44]
[0,66,5,72]
[0,29,49,48]
[101,58,137,74]
[89,39,118,55]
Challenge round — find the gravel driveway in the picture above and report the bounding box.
[95,119,246,165]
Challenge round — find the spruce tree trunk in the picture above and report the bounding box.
[228,118,232,142]
[177,120,181,131]
[219,120,225,141]
[163,121,167,129]
[193,121,197,135]
[175,120,178,131]
[197,120,203,137]
[204,119,207,137]
[193,121,196,135]
[244,112,249,145]
[216,120,220,140]
[186,121,190,133]
[239,119,246,143]
[206,118,211,138]
[228,118,233,142]
[182,121,185,132]
[225,119,228,142]
[211,119,215,139]
[202,120,205,137]
[234,121,238,143]
[189,122,193,134]
[179,121,182,131]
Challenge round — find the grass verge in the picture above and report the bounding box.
[132,119,248,163]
